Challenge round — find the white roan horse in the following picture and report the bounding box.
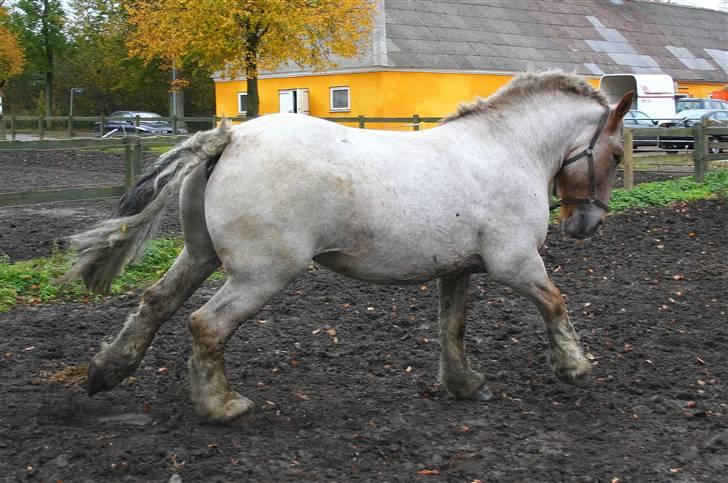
[62,71,634,422]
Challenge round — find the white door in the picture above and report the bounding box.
[279,90,295,113]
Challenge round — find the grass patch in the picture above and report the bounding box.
[609,169,728,212]
[0,238,223,313]
[1,170,726,313]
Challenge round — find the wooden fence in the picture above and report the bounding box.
[0,114,441,139]
[622,123,728,188]
[0,135,185,207]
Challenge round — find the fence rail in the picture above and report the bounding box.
[0,136,180,207]
[622,123,728,188]
[0,114,442,139]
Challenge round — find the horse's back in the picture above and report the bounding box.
[201,113,545,283]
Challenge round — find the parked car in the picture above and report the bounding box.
[96,111,187,135]
[658,109,728,153]
[623,109,659,147]
[676,98,728,113]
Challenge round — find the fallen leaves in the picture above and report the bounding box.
[313,326,338,344]
[31,364,88,386]
[417,469,440,476]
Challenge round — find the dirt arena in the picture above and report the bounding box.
[0,149,726,481]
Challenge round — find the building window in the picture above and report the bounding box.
[238,92,248,115]
[330,87,350,112]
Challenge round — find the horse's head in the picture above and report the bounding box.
[555,91,634,239]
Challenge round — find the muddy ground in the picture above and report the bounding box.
[0,150,726,482]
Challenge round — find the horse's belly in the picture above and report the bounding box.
[313,250,485,284]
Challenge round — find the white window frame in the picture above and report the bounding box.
[237,92,248,115]
[329,86,351,112]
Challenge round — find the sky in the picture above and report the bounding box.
[665,0,728,11]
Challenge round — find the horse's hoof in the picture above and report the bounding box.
[87,356,135,396]
[553,361,591,387]
[220,395,255,423]
[87,359,114,396]
[475,386,494,401]
[200,393,255,424]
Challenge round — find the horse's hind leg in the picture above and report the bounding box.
[87,247,220,394]
[187,260,307,422]
[438,273,491,400]
[88,163,219,395]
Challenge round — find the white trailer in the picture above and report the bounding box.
[600,74,676,121]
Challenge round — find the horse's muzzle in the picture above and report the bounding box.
[562,205,605,239]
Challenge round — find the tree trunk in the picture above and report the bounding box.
[246,75,259,118]
[42,0,53,118]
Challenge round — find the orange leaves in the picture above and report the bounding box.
[125,0,375,76]
[0,5,25,78]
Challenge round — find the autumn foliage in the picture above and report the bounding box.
[0,3,25,80]
[124,0,375,115]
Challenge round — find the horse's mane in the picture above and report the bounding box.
[442,70,608,124]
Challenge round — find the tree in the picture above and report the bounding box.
[0,1,26,82]
[59,0,170,115]
[10,0,66,116]
[124,0,375,117]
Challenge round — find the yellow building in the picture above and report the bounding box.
[215,0,728,128]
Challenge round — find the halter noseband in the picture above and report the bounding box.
[550,106,612,212]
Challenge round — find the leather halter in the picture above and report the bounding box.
[550,106,612,212]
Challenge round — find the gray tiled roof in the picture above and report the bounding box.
[262,0,727,82]
[382,0,727,81]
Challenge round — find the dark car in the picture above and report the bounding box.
[623,110,658,147]
[658,109,728,153]
[676,98,728,114]
[96,111,187,135]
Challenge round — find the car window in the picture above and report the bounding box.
[631,111,654,125]
[708,101,722,109]
[714,111,728,121]
[677,101,701,112]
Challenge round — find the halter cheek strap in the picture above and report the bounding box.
[550,106,612,212]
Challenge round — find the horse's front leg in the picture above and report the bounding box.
[437,273,491,400]
[489,252,590,384]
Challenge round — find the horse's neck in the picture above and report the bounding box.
[463,98,602,179]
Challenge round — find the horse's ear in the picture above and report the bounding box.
[613,91,635,121]
[607,90,634,131]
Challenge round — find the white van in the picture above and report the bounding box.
[600,74,676,121]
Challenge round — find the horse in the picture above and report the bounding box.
[61,71,634,422]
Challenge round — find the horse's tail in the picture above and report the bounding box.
[59,119,233,294]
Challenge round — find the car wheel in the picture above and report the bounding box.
[709,137,721,154]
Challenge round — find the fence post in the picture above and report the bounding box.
[412,114,420,131]
[124,137,133,187]
[132,136,143,181]
[124,136,143,187]
[38,116,45,140]
[172,115,178,135]
[692,122,706,183]
[623,129,634,189]
[358,115,365,129]
[10,115,16,139]
[67,116,74,138]
[99,115,105,136]
[0,117,5,140]
[211,115,217,129]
